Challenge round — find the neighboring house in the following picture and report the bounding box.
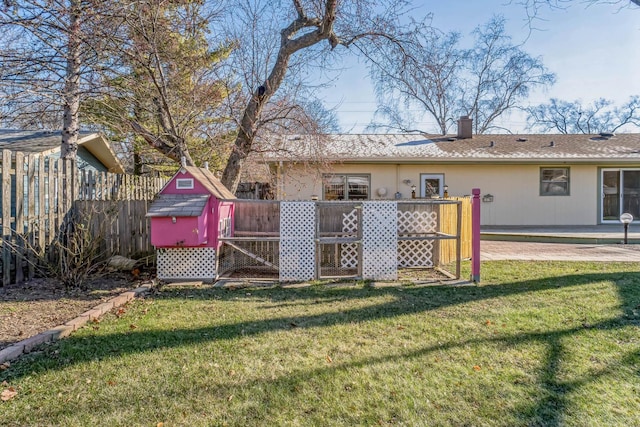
[265,118,640,226]
[0,129,125,173]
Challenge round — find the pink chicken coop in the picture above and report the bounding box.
[147,164,235,281]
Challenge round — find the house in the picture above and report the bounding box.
[0,129,125,173]
[147,163,235,281]
[265,119,640,226]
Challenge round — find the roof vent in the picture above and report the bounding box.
[599,132,615,138]
[549,141,555,147]
[516,137,527,142]
[447,137,456,142]
[489,141,495,147]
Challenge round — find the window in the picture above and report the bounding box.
[176,178,194,190]
[420,173,444,198]
[323,174,370,200]
[540,168,569,196]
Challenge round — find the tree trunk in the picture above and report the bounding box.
[221,1,339,192]
[61,0,82,160]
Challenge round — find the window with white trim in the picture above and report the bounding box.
[176,178,194,189]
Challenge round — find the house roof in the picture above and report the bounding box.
[180,165,236,199]
[269,133,640,164]
[0,129,125,173]
[146,194,210,217]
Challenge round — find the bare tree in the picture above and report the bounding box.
[367,15,555,135]
[218,0,411,192]
[0,0,103,159]
[516,0,638,29]
[526,96,640,134]
[463,16,556,134]
[368,23,462,135]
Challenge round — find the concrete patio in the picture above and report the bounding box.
[481,225,640,244]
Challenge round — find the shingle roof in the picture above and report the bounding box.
[269,133,640,163]
[0,129,94,153]
[146,194,210,217]
[0,129,125,172]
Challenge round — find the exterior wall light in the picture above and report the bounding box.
[482,194,494,203]
[620,213,633,244]
[411,184,416,199]
[443,185,449,198]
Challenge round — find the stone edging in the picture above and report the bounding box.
[0,281,156,365]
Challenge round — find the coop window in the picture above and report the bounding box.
[540,168,569,196]
[323,174,370,200]
[176,178,194,190]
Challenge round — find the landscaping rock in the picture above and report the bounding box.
[107,255,138,271]
[0,345,25,364]
[22,333,53,353]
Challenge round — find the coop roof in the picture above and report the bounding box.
[146,194,211,217]
[182,165,236,199]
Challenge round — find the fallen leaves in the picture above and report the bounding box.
[473,365,482,371]
[1,386,17,401]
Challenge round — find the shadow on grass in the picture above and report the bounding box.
[3,267,640,426]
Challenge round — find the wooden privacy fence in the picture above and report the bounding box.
[0,149,167,285]
[439,196,472,264]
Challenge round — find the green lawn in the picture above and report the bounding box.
[2,261,640,426]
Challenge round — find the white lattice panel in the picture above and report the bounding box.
[341,208,359,268]
[362,202,398,280]
[397,210,438,234]
[279,202,316,282]
[157,247,216,281]
[398,240,434,267]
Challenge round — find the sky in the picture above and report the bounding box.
[315,0,640,134]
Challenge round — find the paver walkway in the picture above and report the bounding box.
[481,241,640,261]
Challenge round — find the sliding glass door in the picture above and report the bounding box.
[602,169,640,222]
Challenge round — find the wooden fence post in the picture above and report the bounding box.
[2,150,11,285]
[471,188,481,283]
[14,152,25,283]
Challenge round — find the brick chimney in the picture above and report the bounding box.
[457,116,473,139]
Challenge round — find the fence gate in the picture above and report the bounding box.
[315,202,362,279]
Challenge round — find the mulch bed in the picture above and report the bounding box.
[0,274,139,351]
